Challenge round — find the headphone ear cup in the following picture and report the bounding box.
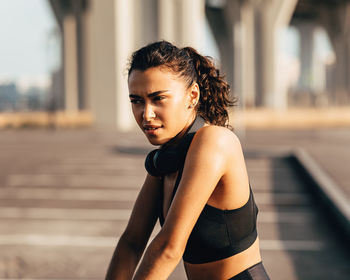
[144,116,205,176]
[154,148,181,175]
[145,149,161,177]
[145,133,196,176]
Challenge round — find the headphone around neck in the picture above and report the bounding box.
[145,116,205,177]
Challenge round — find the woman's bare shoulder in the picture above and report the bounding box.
[192,125,243,155]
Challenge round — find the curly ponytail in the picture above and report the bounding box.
[182,47,236,127]
[128,40,237,127]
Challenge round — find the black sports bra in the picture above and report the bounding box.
[158,135,259,264]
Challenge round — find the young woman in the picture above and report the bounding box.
[105,41,270,280]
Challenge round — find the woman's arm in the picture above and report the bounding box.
[105,174,162,280]
[133,126,242,280]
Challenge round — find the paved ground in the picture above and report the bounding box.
[240,127,350,199]
[0,127,349,279]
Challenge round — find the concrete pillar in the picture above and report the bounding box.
[225,1,242,105]
[206,0,255,107]
[297,23,315,91]
[73,0,86,110]
[346,3,350,97]
[205,2,234,90]
[254,0,298,109]
[85,1,117,128]
[320,3,350,105]
[238,0,256,108]
[335,6,350,105]
[81,3,91,111]
[224,0,254,138]
[84,0,135,131]
[332,39,349,104]
[134,0,158,48]
[178,0,205,49]
[63,14,79,112]
[51,0,162,131]
[158,0,176,42]
[206,0,252,108]
[115,0,135,131]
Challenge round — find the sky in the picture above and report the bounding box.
[0,0,58,91]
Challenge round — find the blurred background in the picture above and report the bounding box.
[0,0,349,129]
[0,0,349,279]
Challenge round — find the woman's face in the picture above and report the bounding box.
[128,67,198,146]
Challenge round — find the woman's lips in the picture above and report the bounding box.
[144,125,162,135]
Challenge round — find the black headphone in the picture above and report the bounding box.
[145,116,205,177]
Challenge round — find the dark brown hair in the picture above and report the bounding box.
[128,40,237,127]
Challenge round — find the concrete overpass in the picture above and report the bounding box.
[292,0,350,105]
[49,0,350,131]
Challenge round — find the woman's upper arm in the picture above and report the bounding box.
[121,173,162,252]
[160,126,241,250]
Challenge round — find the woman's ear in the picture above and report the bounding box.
[188,83,200,108]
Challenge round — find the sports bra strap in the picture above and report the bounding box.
[170,163,184,203]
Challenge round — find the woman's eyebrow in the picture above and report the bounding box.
[129,94,142,99]
[129,90,169,99]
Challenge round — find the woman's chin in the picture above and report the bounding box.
[145,135,163,146]
[145,135,171,146]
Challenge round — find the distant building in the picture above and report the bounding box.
[0,83,20,111]
[0,82,48,112]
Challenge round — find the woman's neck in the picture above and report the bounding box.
[161,114,197,148]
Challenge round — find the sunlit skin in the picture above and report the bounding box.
[106,66,261,279]
[128,67,200,147]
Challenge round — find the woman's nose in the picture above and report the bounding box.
[143,103,156,120]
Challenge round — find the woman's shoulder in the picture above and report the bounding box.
[189,125,243,164]
[194,125,241,147]
[184,125,245,179]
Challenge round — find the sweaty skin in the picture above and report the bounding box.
[106,67,261,280]
[128,67,200,146]
[161,126,262,280]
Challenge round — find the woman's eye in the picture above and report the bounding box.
[130,99,143,104]
[153,96,165,101]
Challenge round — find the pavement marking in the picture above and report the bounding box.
[0,207,132,221]
[0,185,309,206]
[0,188,139,201]
[38,163,143,172]
[258,211,316,223]
[254,193,310,205]
[0,234,326,251]
[6,174,144,188]
[60,157,148,163]
[260,239,326,251]
[0,234,118,247]
[0,207,314,223]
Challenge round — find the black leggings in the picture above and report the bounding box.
[228,262,270,280]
